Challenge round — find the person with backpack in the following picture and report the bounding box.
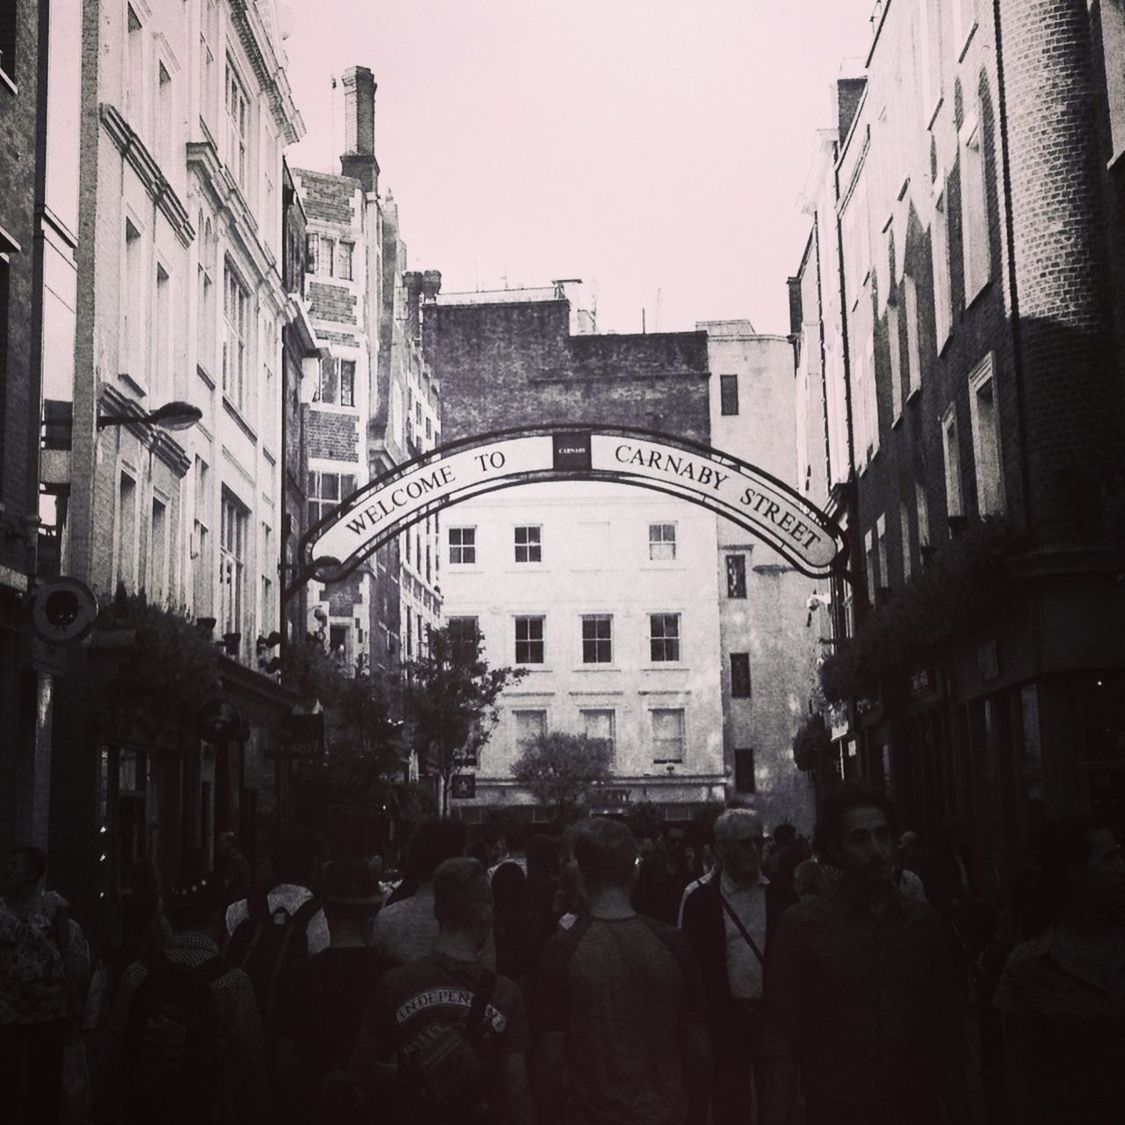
[113,871,266,1125]
[271,860,384,1123]
[224,826,327,1021]
[347,857,534,1124]
[531,818,712,1125]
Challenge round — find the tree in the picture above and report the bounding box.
[401,624,527,816]
[512,732,613,821]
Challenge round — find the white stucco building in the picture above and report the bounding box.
[442,481,727,820]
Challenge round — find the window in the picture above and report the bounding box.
[888,299,903,420]
[198,7,217,133]
[153,263,171,398]
[305,233,318,274]
[730,652,751,698]
[904,274,921,398]
[581,710,615,762]
[734,748,756,793]
[952,0,977,54]
[864,528,876,603]
[320,237,335,278]
[306,470,356,527]
[900,500,913,581]
[225,60,249,189]
[581,615,612,664]
[514,710,547,752]
[192,457,211,613]
[124,220,144,380]
[338,242,354,281]
[220,491,248,641]
[448,616,479,664]
[125,6,144,126]
[514,525,541,563]
[449,527,475,565]
[876,515,888,592]
[261,523,274,632]
[0,0,17,81]
[651,708,685,763]
[932,181,952,347]
[197,217,215,372]
[222,260,249,410]
[515,616,545,664]
[146,497,167,604]
[942,408,964,518]
[116,472,138,592]
[318,356,335,404]
[959,114,990,304]
[649,523,676,561]
[969,355,1004,515]
[339,360,355,408]
[156,61,172,164]
[720,374,739,415]
[649,613,680,662]
[916,481,931,550]
[726,553,747,598]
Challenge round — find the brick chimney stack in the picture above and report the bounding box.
[340,66,380,193]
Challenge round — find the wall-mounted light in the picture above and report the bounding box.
[97,400,203,432]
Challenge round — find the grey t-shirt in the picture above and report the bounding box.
[534,914,704,1125]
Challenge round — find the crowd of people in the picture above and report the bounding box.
[2,785,1124,1124]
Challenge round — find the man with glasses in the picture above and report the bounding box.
[678,808,797,1125]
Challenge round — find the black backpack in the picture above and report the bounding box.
[396,968,499,1124]
[226,891,320,1021]
[124,954,229,1124]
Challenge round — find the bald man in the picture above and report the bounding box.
[678,809,797,1125]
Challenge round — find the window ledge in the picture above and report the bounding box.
[964,275,992,313]
[222,395,258,442]
[906,384,922,406]
[118,371,149,397]
[891,411,904,430]
[573,665,621,673]
[0,68,16,97]
[957,21,978,64]
[196,363,216,389]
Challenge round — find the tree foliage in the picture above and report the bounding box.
[820,516,1019,704]
[512,732,613,819]
[401,624,527,813]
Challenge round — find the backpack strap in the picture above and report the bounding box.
[262,895,321,1026]
[230,891,272,970]
[465,969,497,1040]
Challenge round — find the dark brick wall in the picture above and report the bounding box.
[307,409,358,461]
[308,281,357,326]
[1004,0,1124,544]
[327,571,362,616]
[430,299,711,444]
[292,168,355,225]
[0,0,42,567]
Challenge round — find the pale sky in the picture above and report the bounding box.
[284,0,875,335]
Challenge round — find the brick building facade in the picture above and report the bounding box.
[795,0,1125,903]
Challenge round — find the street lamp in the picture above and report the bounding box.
[97,400,203,431]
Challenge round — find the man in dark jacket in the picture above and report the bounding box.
[679,808,797,1125]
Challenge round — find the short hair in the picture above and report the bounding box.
[272,826,325,886]
[432,858,490,929]
[773,823,797,848]
[407,820,468,882]
[572,817,638,891]
[713,808,763,841]
[815,784,898,864]
[12,845,48,885]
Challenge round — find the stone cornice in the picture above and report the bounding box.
[187,138,286,316]
[100,104,194,248]
[228,1,305,146]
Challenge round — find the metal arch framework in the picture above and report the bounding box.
[292,424,848,595]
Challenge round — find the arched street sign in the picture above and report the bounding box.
[297,425,847,588]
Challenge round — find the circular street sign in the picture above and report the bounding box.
[30,577,99,646]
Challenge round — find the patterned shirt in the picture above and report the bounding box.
[0,891,69,1025]
[114,931,267,1116]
